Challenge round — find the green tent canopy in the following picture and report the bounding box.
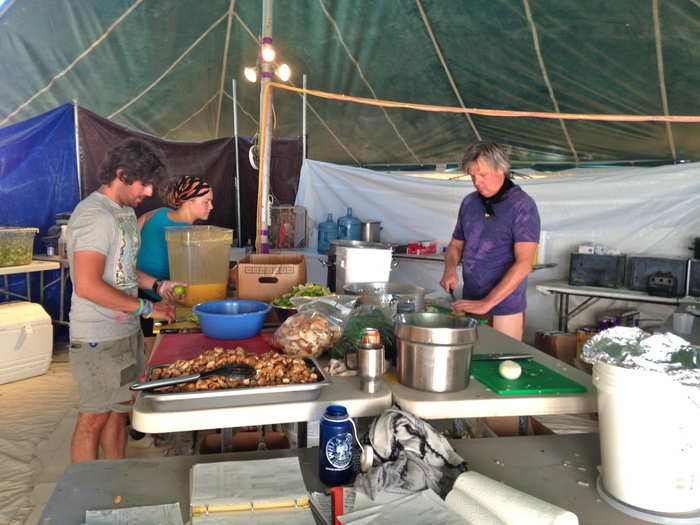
[1,0,699,167]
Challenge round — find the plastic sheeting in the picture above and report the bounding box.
[0,103,79,235]
[0,103,78,316]
[295,159,700,339]
[2,1,700,165]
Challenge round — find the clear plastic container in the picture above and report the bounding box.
[165,226,233,307]
[317,213,337,254]
[337,208,362,241]
[0,227,38,267]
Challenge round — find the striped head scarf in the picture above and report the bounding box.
[164,176,211,208]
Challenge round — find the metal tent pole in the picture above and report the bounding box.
[302,74,307,159]
[232,79,242,247]
[73,100,82,197]
[256,0,274,253]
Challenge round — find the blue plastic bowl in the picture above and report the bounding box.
[192,300,271,340]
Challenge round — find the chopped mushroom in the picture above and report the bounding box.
[149,347,320,393]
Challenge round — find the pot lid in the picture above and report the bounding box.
[329,239,392,251]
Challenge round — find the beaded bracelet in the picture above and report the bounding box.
[141,299,155,319]
[132,298,145,316]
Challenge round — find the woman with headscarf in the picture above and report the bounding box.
[136,175,214,341]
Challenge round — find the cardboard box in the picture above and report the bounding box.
[236,254,306,302]
[533,330,577,366]
[576,327,599,360]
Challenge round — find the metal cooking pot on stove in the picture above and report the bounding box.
[343,282,428,315]
[395,313,478,393]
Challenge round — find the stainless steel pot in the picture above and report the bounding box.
[361,221,382,243]
[344,282,427,316]
[329,240,393,293]
[395,313,478,392]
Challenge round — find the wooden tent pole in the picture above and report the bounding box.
[256,0,274,253]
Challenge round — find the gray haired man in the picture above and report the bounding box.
[441,141,541,340]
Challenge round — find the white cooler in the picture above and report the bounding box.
[0,301,53,384]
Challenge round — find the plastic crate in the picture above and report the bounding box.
[568,253,626,288]
[270,205,307,250]
[0,227,38,267]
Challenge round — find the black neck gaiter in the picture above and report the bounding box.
[478,177,515,216]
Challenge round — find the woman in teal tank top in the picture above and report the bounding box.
[137,176,214,338]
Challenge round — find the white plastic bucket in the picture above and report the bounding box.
[593,361,700,514]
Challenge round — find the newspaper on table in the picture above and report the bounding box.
[189,456,310,522]
[83,503,183,525]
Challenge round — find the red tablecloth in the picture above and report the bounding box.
[148,332,276,365]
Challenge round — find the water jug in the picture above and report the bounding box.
[319,405,354,486]
[317,213,337,254]
[337,208,362,241]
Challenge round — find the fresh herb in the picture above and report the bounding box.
[329,308,395,360]
[272,283,331,307]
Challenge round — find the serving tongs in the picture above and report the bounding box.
[130,362,256,391]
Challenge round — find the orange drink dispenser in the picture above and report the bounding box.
[165,226,233,307]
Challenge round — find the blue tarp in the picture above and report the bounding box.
[0,102,79,233]
[0,103,79,329]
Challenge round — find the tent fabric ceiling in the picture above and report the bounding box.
[1,0,699,166]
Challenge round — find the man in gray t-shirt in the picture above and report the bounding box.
[67,140,179,463]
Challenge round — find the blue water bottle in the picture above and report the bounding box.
[337,207,362,241]
[317,213,337,254]
[319,405,354,486]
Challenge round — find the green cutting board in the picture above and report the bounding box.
[470,359,587,395]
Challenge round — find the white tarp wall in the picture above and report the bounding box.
[296,159,700,342]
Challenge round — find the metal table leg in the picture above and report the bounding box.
[297,422,307,449]
[221,428,234,453]
[451,418,465,439]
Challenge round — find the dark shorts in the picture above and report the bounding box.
[70,332,145,413]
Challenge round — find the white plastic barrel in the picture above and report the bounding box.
[593,361,700,514]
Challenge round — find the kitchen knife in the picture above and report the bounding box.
[472,353,534,361]
[130,362,256,391]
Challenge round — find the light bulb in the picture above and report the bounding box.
[276,63,291,82]
[261,44,276,62]
[244,66,257,83]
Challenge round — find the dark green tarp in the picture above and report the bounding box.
[1,0,699,166]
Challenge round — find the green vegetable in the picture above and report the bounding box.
[173,285,187,296]
[272,282,331,307]
[0,240,33,267]
[329,308,395,360]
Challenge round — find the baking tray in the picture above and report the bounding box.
[139,356,331,412]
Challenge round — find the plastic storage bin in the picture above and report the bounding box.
[0,302,53,384]
[166,226,233,307]
[270,205,307,250]
[0,227,38,267]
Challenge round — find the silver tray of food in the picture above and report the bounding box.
[138,348,331,412]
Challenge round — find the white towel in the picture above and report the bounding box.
[445,472,578,525]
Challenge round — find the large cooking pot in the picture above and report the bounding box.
[395,313,478,392]
[344,282,427,315]
[328,240,393,293]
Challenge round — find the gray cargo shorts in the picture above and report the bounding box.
[70,332,145,414]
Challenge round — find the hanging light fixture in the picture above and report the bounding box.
[261,37,276,62]
[275,63,291,82]
[243,66,258,83]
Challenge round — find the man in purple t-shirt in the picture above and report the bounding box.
[441,141,540,341]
